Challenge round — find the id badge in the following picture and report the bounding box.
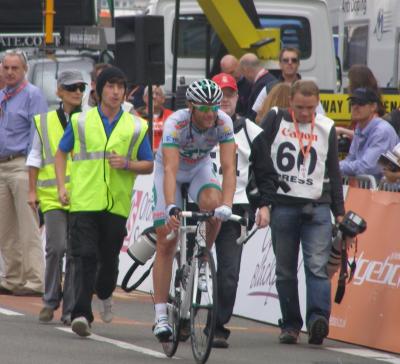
[298,163,308,180]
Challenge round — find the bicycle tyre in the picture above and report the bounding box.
[190,248,217,364]
[161,252,181,357]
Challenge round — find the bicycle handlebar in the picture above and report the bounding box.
[180,211,247,226]
[166,211,247,240]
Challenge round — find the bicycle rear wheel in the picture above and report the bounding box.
[161,252,181,357]
[190,248,217,364]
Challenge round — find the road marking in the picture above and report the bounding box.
[327,347,400,363]
[57,327,176,359]
[0,307,24,316]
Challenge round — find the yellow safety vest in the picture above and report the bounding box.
[34,111,70,213]
[69,108,148,218]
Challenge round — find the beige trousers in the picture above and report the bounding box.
[0,157,44,292]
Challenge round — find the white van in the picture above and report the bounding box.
[144,0,337,93]
[337,0,400,90]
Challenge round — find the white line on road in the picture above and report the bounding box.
[0,307,24,316]
[56,327,176,359]
[327,347,400,363]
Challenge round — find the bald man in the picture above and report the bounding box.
[239,53,277,120]
[220,55,252,116]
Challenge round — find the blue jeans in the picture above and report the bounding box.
[270,203,332,331]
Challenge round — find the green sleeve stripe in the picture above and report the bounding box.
[219,138,235,144]
[162,143,179,148]
[153,219,165,228]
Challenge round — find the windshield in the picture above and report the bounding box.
[172,14,312,60]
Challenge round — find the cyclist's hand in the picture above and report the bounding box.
[165,204,182,230]
[214,204,232,221]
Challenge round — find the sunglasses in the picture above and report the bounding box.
[192,104,220,112]
[62,83,86,93]
[281,57,299,64]
[5,49,28,65]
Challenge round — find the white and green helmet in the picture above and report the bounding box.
[186,78,223,104]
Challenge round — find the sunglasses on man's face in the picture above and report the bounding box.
[62,83,86,93]
[192,104,220,112]
[281,57,299,64]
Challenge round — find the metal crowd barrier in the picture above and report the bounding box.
[378,179,400,192]
[342,175,377,190]
[342,174,400,192]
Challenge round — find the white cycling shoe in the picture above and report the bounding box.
[153,314,172,342]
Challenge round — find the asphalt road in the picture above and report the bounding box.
[0,289,399,364]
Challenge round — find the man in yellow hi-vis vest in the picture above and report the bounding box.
[27,70,86,325]
[55,66,154,337]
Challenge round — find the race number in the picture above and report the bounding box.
[276,141,317,176]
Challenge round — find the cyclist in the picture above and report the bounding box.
[152,79,236,341]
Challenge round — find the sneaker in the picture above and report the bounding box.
[212,334,229,348]
[153,314,172,342]
[71,316,91,337]
[39,306,54,323]
[279,328,299,344]
[308,316,329,345]
[99,296,113,323]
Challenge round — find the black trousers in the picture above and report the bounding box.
[69,211,127,323]
[214,205,244,339]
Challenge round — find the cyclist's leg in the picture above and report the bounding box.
[152,163,183,339]
[189,162,222,248]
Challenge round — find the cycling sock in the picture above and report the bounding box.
[155,303,167,321]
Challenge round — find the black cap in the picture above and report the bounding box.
[96,66,127,101]
[348,88,379,104]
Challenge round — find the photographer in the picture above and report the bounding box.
[250,80,345,345]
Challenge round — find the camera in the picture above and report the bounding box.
[127,226,157,265]
[328,211,367,279]
[300,202,314,221]
[122,226,157,292]
[327,226,342,278]
[338,210,367,238]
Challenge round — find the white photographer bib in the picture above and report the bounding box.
[271,113,334,199]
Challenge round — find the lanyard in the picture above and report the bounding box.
[0,81,28,115]
[291,110,315,163]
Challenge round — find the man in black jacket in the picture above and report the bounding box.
[211,72,277,348]
[249,80,345,346]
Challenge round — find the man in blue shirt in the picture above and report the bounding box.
[0,49,47,296]
[55,66,153,337]
[340,88,399,181]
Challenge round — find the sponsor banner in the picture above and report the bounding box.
[233,227,306,325]
[329,187,400,354]
[118,173,154,292]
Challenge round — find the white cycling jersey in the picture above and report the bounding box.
[155,108,234,170]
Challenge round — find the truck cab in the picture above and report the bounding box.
[145,0,337,93]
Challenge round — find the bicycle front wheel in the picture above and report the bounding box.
[190,248,217,364]
[162,252,181,357]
